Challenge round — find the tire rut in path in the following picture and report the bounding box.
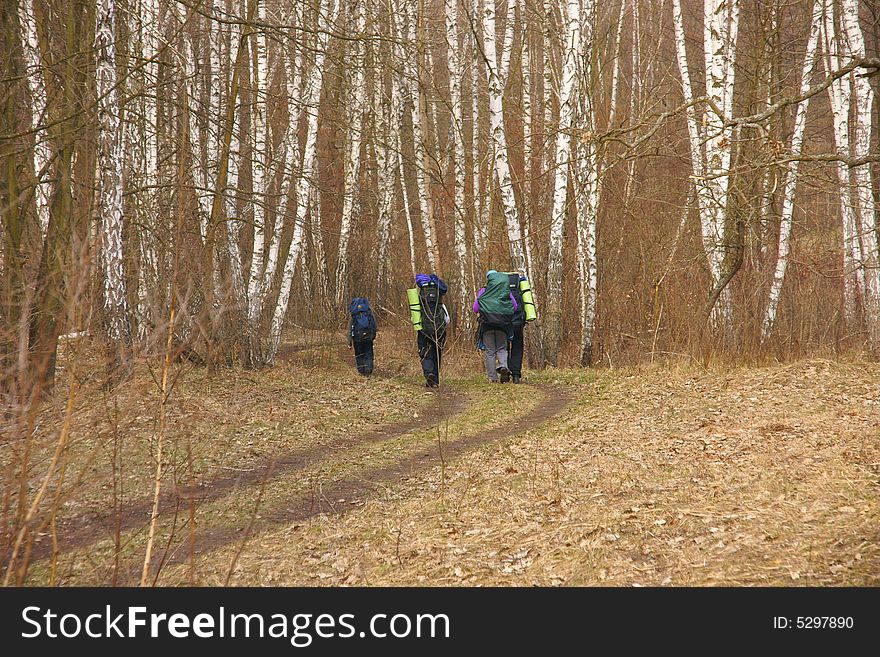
[29,385,467,562]
[152,383,573,573]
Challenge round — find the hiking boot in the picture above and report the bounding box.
[511,375,521,384]
[497,366,510,383]
[425,375,439,388]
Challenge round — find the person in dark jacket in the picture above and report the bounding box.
[506,271,528,383]
[414,274,449,387]
[348,297,377,376]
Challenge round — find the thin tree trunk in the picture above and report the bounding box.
[245,0,270,360]
[761,0,821,341]
[374,59,395,299]
[482,0,526,272]
[335,1,367,307]
[471,4,487,273]
[701,0,739,340]
[402,0,439,271]
[544,0,579,364]
[575,0,598,367]
[840,0,880,352]
[223,18,247,314]
[266,0,340,365]
[17,0,51,237]
[822,0,863,328]
[95,0,132,373]
[446,0,471,322]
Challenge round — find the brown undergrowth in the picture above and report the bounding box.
[8,329,879,586]
[176,359,879,586]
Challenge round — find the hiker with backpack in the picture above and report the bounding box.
[348,297,378,376]
[409,273,449,388]
[505,271,535,383]
[473,270,518,383]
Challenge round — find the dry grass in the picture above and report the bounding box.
[11,331,879,586]
[180,359,879,587]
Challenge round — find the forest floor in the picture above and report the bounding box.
[14,329,880,586]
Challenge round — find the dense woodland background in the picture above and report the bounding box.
[2,0,880,393]
[2,0,880,589]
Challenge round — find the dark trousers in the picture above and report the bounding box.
[509,326,524,377]
[353,340,374,375]
[417,332,443,383]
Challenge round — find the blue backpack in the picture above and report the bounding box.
[349,297,377,343]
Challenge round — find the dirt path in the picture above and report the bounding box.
[30,344,464,561]
[150,383,572,573]
[31,342,575,584]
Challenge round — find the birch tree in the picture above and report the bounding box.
[244,0,271,356]
[335,0,367,307]
[266,0,340,365]
[471,1,487,272]
[544,0,580,364]
[840,0,880,352]
[397,0,438,271]
[95,0,132,367]
[132,0,161,333]
[701,0,739,339]
[482,0,526,272]
[672,0,739,341]
[446,0,472,318]
[761,0,822,341]
[574,0,599,366]
[17,0,50,236]
[822,0,863,327]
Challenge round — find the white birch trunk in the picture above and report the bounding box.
[575,0,598,367]
[224,19,247,311]
[95,0,131,347]
[483,0,526,272]
[446,0,471,317]
[18,0,51,236]
[822,0,863,325]
[544,0,580,363]
[258,10,305,315]
[135,0,160,332]
[402,0,438,271]
[471,6,487,272]
[701,0,739,338]
[761,0,821,341]
[607,0,626,129]
[499,0,517,85]
[267,0,340,364]
[335,1,367,307]
[375,66,396,294]
[840,0,880,350]
[246,0,270,335]
[521,0,532,185]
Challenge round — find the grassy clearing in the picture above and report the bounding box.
[11,330,879,586]
[182,360,878,587]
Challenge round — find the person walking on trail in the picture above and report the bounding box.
[506,271,527,383]
[348,297,377,376]
[473,270,518,383]
[414,273,449,388]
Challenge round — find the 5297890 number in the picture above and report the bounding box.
[796,617,853,629]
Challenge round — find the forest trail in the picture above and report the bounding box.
[29,340,573,577]
[150,380,572,573]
